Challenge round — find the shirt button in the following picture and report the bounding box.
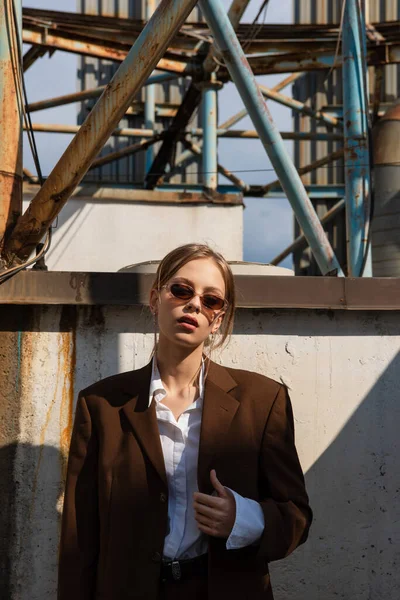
[160,492,167,503]
[151,551,161,563]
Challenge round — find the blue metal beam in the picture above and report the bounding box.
[199,0,343,276]
[201,81,218,189]
[342,0,372,276]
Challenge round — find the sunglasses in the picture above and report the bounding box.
[163,282,228,313]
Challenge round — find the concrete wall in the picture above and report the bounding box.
[22,197,243,272]
[1,305,400,599]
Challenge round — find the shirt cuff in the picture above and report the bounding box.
[225,487,265,550]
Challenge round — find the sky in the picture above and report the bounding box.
[22,0,294,268]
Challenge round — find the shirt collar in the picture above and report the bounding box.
[149,355,205,408]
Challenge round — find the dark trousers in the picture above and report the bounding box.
[157,574,208,600]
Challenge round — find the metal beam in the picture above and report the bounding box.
[342,0,372,276]
[201,79,219,189]
[259,84,342,129]
[181,138,249,191]
[227,0,252,30]
[26,73,178,113]
[253,148,345,196]
[0,0,23,250]
[22,44,47,71]
[22,29,197,75]
[3,0,199,267]
[163,72,305,183]
[89,135,163,171]
[144,0,156,173]
[145,82,202,189]
[270,199,345,266]
[199,0,342,276]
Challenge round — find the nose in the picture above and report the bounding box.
[186,294,201,313]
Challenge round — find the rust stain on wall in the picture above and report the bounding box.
[59,327,77,484]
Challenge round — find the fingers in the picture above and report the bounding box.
[193,500,220,519]
[193,491,223,509]
[210,469,227,497]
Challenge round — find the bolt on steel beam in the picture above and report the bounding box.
[0,0,23,250]
[2,0,198,267]
[342,0,372,276]
[199,0,343,276]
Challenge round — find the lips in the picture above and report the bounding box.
[177,316,199,327]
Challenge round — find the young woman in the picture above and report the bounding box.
[58,243,312,600]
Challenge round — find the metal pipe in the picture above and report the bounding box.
[182,136,250,191]
[3,0,198,266]
[227,0,252,30]
[25,123,344,142]
[164,72,306,181]
[26,73,178,113]
[270,199,345,266]
[89,135,163,171]
[0,0,23,249]
[22,29,196,75]
[201,80,218,189]
[258,148,345,196]
[145,0,156,173]
[258,84,342,129]
[199,0,342,276]
[342,0,372,276]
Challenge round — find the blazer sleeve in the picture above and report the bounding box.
[257,384,313,562]
[58,394,99,600]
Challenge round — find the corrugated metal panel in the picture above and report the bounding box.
[77,0,201,184]
[293,0,400,275]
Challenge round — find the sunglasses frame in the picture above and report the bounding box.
[162,282,228,314]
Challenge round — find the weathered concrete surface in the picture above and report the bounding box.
[1,305,399,599]
[21,196,243,271]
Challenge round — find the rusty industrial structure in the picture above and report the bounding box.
[1,0,400,278]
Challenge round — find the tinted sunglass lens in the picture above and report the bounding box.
[170,283,193,300]
[203,295,225,311]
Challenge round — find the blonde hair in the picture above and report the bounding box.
[150,243,236,353]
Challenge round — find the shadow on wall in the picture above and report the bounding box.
[271,350,400,600]
[0,443,64,600]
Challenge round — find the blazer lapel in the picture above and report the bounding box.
[121,361,167,488]
[197,361,239,494]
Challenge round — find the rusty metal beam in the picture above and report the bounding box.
[0,0,23,251]
[2,0,199,267]
[22,29,198,75]
[26,73,179,113]
[270,199,345,266]
[3,269,400,310]
[251,148,345,197]
[89,135,163,171]
[145,82,202,189]
[22,44,47,71]
[227,0,252,30]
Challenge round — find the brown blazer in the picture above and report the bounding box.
[58,360,312,600]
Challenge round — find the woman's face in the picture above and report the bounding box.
[150,257,227,350]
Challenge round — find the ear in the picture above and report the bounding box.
[211,312,225,334]
[149,288,159,315]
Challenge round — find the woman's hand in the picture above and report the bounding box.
[193,470,236,538]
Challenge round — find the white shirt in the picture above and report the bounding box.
[149,357,265,560]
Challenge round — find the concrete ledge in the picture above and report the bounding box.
[1,271,400,309]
